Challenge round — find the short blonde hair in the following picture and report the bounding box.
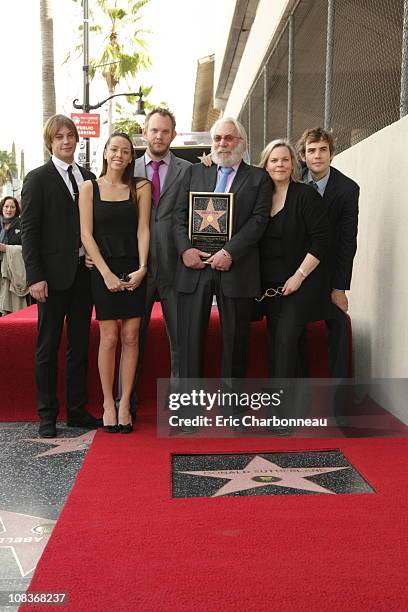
[259,139,300,182]
[43,114,79,154]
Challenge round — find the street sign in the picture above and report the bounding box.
[71,113,100,138]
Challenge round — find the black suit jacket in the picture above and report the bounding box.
[319,166,359,291]
[21,159,95,290]
[260,181,331,323]
[173,161,272,298]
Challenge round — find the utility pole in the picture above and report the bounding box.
[83,0,91,168]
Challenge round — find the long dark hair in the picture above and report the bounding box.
[100,132,145,205]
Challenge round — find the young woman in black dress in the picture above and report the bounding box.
[79,133,151,433]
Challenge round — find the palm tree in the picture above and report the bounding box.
[40,0,56,161]
[0,151,17,191]
[91,0,151,133]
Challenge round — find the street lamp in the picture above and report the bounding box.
[72,88,145,168]
[73,88,145,113]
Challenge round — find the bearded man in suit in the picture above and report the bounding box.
[21,114,101,437]
[173,117,272,381]
[117,108,192,413]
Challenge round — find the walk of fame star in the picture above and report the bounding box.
[0,510,56,577]
[195,198,226,232]
[24,430,96,458]
[178,455,350,496]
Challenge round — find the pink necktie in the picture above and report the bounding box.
[151,160,164,206]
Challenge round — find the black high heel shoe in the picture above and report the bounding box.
[103,408,119,434]
[103,423,120,433]
[118,421,133,434]
[118,408,133,434]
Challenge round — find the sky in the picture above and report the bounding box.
[0,0,231,174]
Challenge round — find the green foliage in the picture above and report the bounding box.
[0,151,17,187]
[67,0,152,89]
[68,1,153,132]
[93,0,151,90]
[111,117,142,138]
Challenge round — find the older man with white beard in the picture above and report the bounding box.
[173,117,272,382]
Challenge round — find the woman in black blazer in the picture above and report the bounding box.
[0,197,22,247]
[258,139,330,378]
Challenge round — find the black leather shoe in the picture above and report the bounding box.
[67,411,103,429]
[39,420,57,438]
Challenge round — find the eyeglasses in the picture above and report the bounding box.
[255,287,284,302]
[213,135,243,143]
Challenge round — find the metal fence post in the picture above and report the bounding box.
[248,96,252,161]
[324,0,335,130]
[263,65,268,148]
[400,0,408,117]
[287,16,294,141]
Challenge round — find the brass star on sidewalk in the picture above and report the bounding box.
[195,198,226,232]
[0,510,56,577]
[178,455,349,496]
[24,430,96,458]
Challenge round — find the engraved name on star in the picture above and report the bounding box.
[195,198,226,232]
[24,430,96,458]
[0,510,56,577]
[178,455,349,496]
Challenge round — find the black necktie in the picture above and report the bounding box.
[67,165,79,201]
[309,180,319,192]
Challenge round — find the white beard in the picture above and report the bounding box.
[211,142,245,167]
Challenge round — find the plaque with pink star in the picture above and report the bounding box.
[189,192,234,255]
[172,451,375,498]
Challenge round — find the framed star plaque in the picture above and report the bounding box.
[188,192,234,255]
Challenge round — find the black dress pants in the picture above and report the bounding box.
[298,302,350,379]
[326,303,350,378]
[177,268,252,379]
[265,296,309,421]
[36,263,92,422]
[266,297,305,379]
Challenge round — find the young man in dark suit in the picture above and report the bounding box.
[173,117,272,382]
[21,114,101,437]
[297,127,359,379]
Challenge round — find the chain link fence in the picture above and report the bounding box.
[239,0,405,161]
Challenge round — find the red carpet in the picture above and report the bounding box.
[0,304,333,421]
[23,418,408,611]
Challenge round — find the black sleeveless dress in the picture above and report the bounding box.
[91,180,146,320]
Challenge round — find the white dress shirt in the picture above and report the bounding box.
[52,155,85,255]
